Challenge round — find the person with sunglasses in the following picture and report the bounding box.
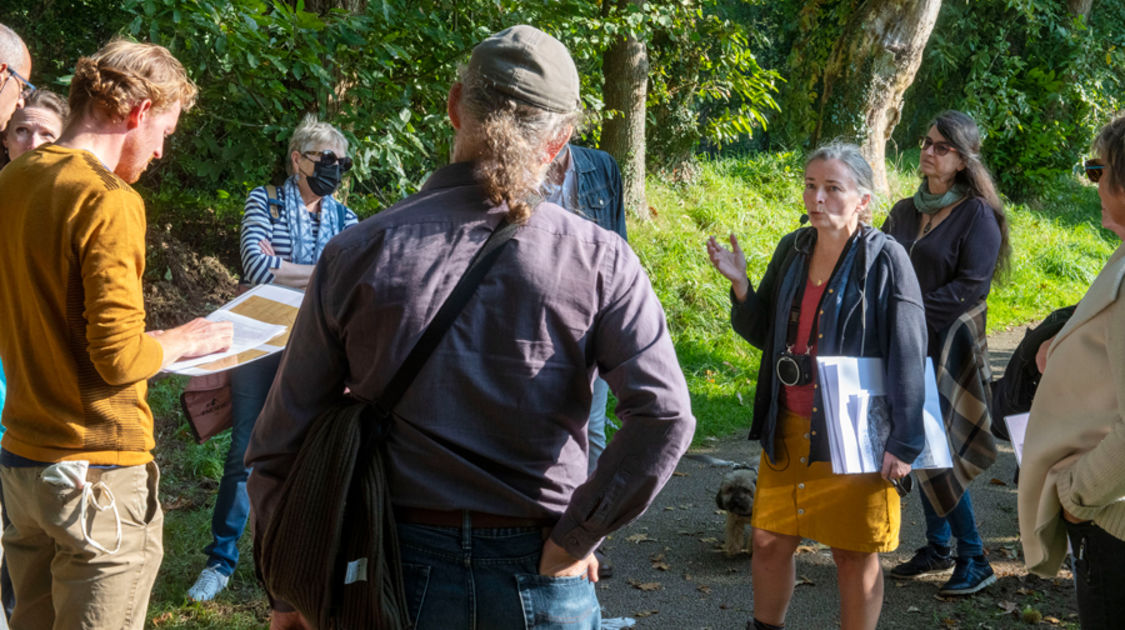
[1020,114,1125,630]
[882,110,1010,596]
[186,114,359,602]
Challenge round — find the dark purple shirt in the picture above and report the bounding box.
[245,162,695,561]
[881,197,1002,355]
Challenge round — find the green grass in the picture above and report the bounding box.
[142,150,1115,627]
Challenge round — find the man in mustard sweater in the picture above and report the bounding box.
[0,40,232,629]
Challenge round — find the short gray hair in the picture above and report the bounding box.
[805,141,875,222]
[0,24,24,66]
[286,114,348,175]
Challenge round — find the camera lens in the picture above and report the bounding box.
[777,355,801,387]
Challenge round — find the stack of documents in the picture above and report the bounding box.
[816,356,953,474]
[165,284,304,376]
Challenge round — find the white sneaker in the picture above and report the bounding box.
[187,566,230,602]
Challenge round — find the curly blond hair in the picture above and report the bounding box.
[69,38,197,121]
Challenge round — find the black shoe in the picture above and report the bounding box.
[889,543,954,579]
[938,555,996,596]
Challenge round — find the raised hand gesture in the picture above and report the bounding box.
[706,233,750,302]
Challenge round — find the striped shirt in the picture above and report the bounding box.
[239,186,359,285]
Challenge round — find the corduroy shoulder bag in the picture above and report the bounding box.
[258,219,518,629]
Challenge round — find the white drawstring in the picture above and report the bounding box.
[80,480,122,555]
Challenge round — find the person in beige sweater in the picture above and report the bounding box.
[1019,114,1125,629]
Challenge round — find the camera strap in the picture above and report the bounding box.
[785,231,859,352]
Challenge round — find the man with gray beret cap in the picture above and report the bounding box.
[249,24,694,629]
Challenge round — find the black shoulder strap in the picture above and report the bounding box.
[373,219,518,420]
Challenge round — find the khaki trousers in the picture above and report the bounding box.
[0,461,163,630]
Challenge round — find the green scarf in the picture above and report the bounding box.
[913,180,970,215]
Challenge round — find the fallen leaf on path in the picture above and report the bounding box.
[626,579,663,591]
[907,606,921,613]
[664,506,676,510]
[699,537,720,544]
[626,533,656,544]
[795,575,814,587]
[997,600,1018,614]
[635,610,658,618]
[989,477,1008,486]
[1044,616,1061,624]
[672,471,688,477]
[697,584,712,594]
[651,561,670,571]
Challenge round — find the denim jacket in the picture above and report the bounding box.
[570,145,626,241]
[731,225,927,465]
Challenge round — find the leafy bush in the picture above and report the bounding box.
[896,0,1125,197]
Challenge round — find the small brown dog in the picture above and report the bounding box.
[715,465,757,556]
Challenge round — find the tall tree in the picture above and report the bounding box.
[600,0,649,217]
[779,0,942,195]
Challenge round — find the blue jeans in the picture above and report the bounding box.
[921,489,984,558]
[398,520,600,629]
[203,353,280,575]
[587,377,611,477]
[1066,519,1125,630]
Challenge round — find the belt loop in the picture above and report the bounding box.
[461,510,472,549]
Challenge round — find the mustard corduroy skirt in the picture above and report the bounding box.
[750,410,901,553]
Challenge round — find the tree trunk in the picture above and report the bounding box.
[782,0,941,197]
[302,0,365,13]
[600,0,649,218]
[1067,0,1093,18]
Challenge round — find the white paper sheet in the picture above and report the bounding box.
[163,284,304,376]
[817,356,952,474]
[1004,412,1030,466]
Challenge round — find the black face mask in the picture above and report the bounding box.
[306,159,342,197]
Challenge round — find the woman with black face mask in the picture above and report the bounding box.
[185,114,359,604]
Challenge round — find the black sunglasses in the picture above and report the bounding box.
[303,149,353,172]
[1084,159,1104,183]
[920,137,957,157]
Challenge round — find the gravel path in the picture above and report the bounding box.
[594,323,1080,629]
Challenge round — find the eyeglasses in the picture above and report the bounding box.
[920,137,957,157]
[4,67,36,98]
[303,149,352,172]
[1084,159,1105,183]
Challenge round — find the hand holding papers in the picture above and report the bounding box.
[164,284,303,376]
[816,356,952,474]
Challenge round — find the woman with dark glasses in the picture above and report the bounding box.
[882,110,1010,597]
[186,115,359,602]
[1020,114,1125,630]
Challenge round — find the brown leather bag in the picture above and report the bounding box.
[180,371,233,444]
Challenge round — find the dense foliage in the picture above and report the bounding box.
[0,0,778,209]
[897,0,1125,197]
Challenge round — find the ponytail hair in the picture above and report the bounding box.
[457,64,581,224]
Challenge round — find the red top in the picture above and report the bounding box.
[780,278,827,417]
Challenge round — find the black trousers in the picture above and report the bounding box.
[1065,519,1125,629]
